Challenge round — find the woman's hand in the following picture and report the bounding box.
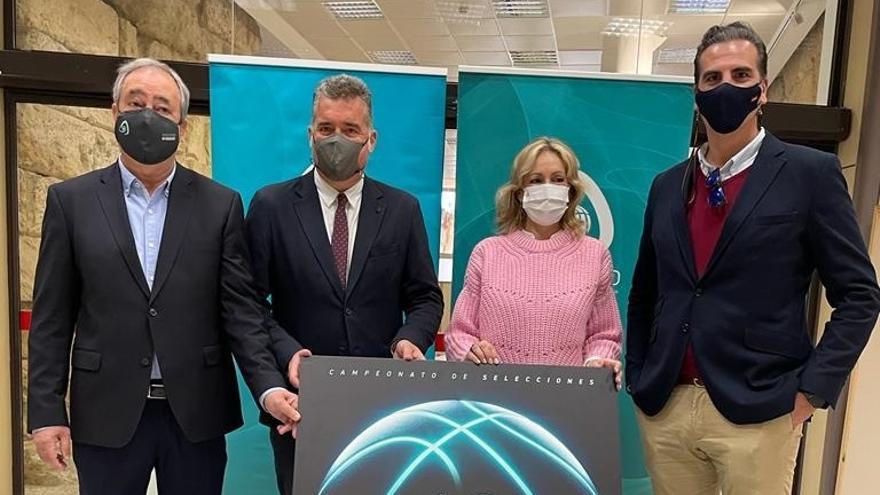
[584,357,622,391]
[466,340,500,365]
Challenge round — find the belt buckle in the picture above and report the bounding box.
[147,383,167,400]
[692,377,705,388]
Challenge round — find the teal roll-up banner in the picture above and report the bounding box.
[454,67,694,495]
[208,55,447,493]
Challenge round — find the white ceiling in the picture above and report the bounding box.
[238,0,802,79]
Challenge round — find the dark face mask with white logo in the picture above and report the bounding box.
[695,82,763,134]
[312,133,367,182]
[114,108,180,165]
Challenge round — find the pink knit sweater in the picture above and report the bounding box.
[445,229,622,366]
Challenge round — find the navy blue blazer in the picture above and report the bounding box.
[245,171,443,394]
[625,133,880,424]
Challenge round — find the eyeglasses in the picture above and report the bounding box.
[705,168,726,208]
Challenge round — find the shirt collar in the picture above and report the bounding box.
[118,158,176,198]
[313,167,364,208]
[698,127,766,181]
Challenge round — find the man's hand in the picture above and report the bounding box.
[392,340,425,361]
[466,340,500,365]
[264,389,301,438]
[287,349,312,389]
[791,392,816,429]
[584,357,623,391]
[32,426,71,470]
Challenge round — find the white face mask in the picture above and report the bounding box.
[521,183,570,226]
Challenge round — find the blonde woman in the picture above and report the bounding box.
[445,137,623,388]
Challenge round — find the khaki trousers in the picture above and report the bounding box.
[636,385,802,495]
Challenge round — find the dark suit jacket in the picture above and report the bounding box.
[625,133,880,424]
[245,171,443,422]
[27,164,286,447]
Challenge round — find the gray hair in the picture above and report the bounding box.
[112,58,191,120]
[312,74,373,128]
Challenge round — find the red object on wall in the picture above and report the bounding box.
[20,310,31,331]
[435,332,445,352]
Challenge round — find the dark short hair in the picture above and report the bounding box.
[694,22,768,81]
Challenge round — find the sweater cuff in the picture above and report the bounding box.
[585,341,621,361]
[445,332,479,361]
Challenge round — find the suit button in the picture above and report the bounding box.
[680,322,690,333]
[149,308,158,317]
[344,308,352,316]
[695,288,704,297]
[140,358,151,367]
[338,345,349,354]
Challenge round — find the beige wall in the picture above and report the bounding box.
[768,14,825,104]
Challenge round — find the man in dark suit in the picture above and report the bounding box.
[626,23,880,494]
[245,74,443,495]
[27,58,300,495]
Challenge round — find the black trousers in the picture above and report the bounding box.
[269,427,296,495]
[74,400,226,495]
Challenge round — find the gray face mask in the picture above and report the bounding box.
[313,133,366,181]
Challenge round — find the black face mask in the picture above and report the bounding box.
[114,108,180,165]
[695,82,762,134]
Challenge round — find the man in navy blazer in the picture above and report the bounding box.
[626,23,880,494]
[244,74,443,495]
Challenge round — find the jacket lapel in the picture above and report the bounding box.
[95,164,151,298]
[701,134,787,279]
[670,161,699,284]
[291,172,344,300]
[149,165,195,303]
[346,178,386,296]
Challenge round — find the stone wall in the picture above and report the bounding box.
[17,0,261,61]
[15,1,262,493]
[768,14,825,104]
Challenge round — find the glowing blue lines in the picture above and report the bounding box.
[317,400,596,495]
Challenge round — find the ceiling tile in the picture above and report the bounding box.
[454,35,506,51]
[411,50,464,65]
[377,0,439,19]
[727,0,788,15]
[309,36,370,62]
[497,17,554,35]
[549,0,607,17]
[447,19,501,35]
[462,51,512,65]
[337,18,397,36]
[556,33,603,50]
[552,16,610,37]
[558,49,601,65]
[355,32,407,51]
[392,18,451,36]
[504,35,556,51]
[408,35,460,51]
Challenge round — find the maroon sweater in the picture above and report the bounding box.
[679,165,751,383]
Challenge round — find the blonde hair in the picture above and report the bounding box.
[495,137,587,235]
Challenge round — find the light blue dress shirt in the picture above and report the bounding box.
[118,160,175,380]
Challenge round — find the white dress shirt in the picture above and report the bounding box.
[698,127,766,180]
[314,169,364,281]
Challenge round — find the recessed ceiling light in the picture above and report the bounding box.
[492,0,550,18]
[509,50,558,66]
[657,47,698,64]
[602,18,672,37]
[323,1,383,19]
[668,0,730,14]
[369,50,417,65]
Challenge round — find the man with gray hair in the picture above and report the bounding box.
[27,57,302,494]
[245,73,443,494]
